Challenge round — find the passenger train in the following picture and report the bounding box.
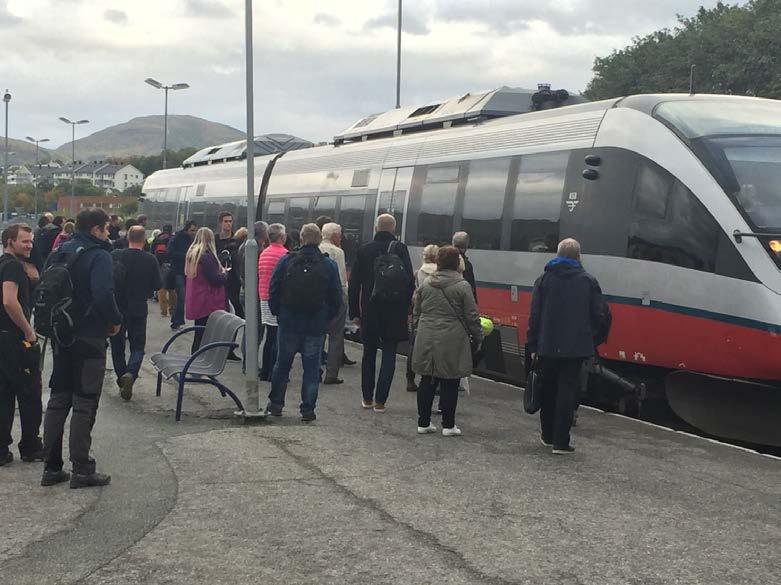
[141,88,781,446]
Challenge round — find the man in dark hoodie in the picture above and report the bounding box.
[37,215,65,261]
[167,220,197,330]
[41,208,122,489]
[527,238,605,455]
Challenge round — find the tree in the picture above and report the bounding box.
[122,184,143,197]
[585,0,781,100]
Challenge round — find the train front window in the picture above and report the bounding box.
[720,140,781,229]
[655,100,781,140]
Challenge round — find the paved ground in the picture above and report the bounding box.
[1,308,779,584]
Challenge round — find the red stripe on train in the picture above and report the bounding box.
[477,287,781,381]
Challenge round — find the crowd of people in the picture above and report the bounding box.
[0,205,608,488]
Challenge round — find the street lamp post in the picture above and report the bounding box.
[59,117,89,217]
[26,136,50,216]
[396,0,402,109]
[144,78,190,169]
[3,90,11,224]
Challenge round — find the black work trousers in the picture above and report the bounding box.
[417,376,459,429]
[109,314,147,381]
[0,371,43,457]
[43,337,107,475]
[539,357,583,449]
[260,325,278,381]
[361,338,398,405]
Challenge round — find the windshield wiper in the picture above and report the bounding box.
[733,229,781,243]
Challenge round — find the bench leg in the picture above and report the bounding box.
[156,372,162,397]
[175,375,185,422]
[211,378,245,413]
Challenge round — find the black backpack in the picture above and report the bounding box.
[371,240,409,302]
[282,251,326,313]
[110,249,130,309]
[33,245,96,346]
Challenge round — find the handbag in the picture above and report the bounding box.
[436,286,482,367]
[523,357,543,414]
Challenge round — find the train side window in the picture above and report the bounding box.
[462,157,511,250]
[266,200,285,224]
[288,197,311,230]
[627,160,719,272]
[314,196,337,222]
[510,152,568,253]
[415,164,460,245]
[339,195,367,267]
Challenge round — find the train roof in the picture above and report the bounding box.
[182,133,313,168]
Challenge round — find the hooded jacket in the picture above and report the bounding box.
[412,269,482,379]
[526,257,605,359]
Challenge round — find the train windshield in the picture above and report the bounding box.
[656,100,781,229]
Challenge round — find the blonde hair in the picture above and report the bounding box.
[458,255,466,273]
[63,221,75,235]
[185,227,221,278]
[557,238,581,260]
[235,227,248,245]
[422,244,439,264]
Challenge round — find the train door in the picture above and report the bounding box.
[375,167,413,241]
[174,186,191,231]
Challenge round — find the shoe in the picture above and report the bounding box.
[361,400,374,409]
[342,355,356,366]
[170,324,184,331]
[432,406,442,415]
[540,435,553,448]
[118,373,134,401]
[70,472,111,489]
[417,424,437,434]
[227,352,242,362]
[161,312,168,318]
[442,426,462,437]
[0,451,12,466]
[552,445,575,455]
[406,380,418,392]
[265,405,283,417]
[41,469,70,486]
[373,403,386,413]
[301,412,317,422]
[323,377,344,385]
[20,445,45,462]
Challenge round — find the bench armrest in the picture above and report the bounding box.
[180,341,240,378]
[162,326,206,354]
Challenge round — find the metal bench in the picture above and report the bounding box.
[150,310,245,421]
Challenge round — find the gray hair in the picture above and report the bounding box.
[557,238,581,260]
[300,223,323,246]
[452,231,469,250]
[268,223,286,243]
[321,222,342,240]
[422,244,439,263]
[254,220,268,241]
[375,213,396,233]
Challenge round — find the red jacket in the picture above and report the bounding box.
[257,242,287,301]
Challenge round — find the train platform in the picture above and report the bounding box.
[1,310,779,585]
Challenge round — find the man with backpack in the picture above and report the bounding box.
[0,224,44,466]
[110,226,161,401]
[37,215,65,261]
[167,220,197,330]
[151,224,174,317]
[39,208,121,488]
[348,214,414,413]
[266,223,342,422]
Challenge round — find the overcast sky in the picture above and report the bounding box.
[0,0,731,148]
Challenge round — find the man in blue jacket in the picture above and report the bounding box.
[266,223,342,422]
[166,220,197,330]
[41,208,122,488]
[527,238,605,455]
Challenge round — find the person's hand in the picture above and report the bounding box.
[531,353,537,361]
[352,317,360,327]
[108,324,121,337]
[24,327,37,343]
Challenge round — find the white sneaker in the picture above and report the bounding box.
[442,426,462,437]
[417,424,437,434]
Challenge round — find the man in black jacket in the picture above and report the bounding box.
[527,238,605,455]
[167,220,197,330]
[452,231,477,303]
[348,214,414,412]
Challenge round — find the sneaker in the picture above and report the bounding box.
[323,377,344,385]
[552,445,575,455]
[442,426,462,437]
[540,435,553,448]
[373,403,386,413]
[265,404,283,417]
[301,412,317,422]
[342,354,356,366]
[170,324,184,331]
[41,469,71,486]
[118,373,134,401]
[70,472,111,489]
[160,312,168,318]
[406,380,418,393]
[227,352,242,362]
[361,400,374,409]
[0,451,13,466]
[417,424,437,434]
[20,445,45,462]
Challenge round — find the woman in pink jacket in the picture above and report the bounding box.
[257,223,288,380]
[184,227,227,352]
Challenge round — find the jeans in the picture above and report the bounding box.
[417,376,459,429]
[171,274,186,328]
[0,370,43,456]
[539,357,583,449]
[43,337,107,475]
[260,325,278,380]
[267,328,324,416]
[361,339,398,405]
[109,315,147,381]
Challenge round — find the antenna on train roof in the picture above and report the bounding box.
[689,64,696,96]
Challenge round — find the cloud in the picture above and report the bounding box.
[365,11,431,36]
[0,0,22,27]
[104,9,128,25]
[314,13,341,27]
[184,0,233,19]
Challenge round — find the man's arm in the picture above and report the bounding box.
[325,259,342,323]
[268,255,288,316]
[2,281,35,342]
[526,276,544,356]
[150,256,163,293]
[89,251,122,328]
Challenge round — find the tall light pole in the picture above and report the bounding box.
[26,136,50,216]
[396,0,402,109]
[59,117,89,217]
[145,78,190,169]
[3,90,11,224]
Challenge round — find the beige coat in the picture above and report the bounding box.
[412,269,482,380]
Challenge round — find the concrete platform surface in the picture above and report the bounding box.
[1,308,778,585]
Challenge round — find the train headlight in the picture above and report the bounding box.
[769,240,781,254]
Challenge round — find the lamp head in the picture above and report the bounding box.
[2,90,10,103]
[76,120,89,125]
[172,83,190,90]
[145,78,163,89]
[26,136,36,142]
[59,117,72,124]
